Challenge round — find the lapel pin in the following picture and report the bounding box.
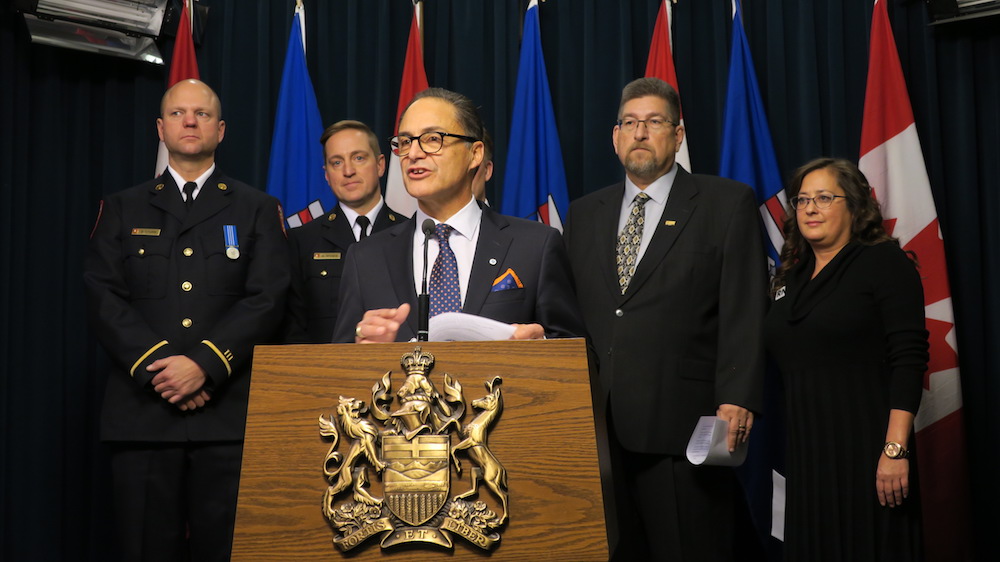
[664,220,676,226]
[489,258,497,266]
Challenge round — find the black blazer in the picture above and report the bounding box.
[284,202,404,343]
[564,168,767,455]
[84,171,289,442]
[332,203,584,342]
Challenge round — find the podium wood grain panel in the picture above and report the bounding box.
[233,338,607,561]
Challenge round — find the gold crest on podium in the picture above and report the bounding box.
[319,347,508,553]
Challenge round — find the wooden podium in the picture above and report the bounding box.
[232,338,607,561]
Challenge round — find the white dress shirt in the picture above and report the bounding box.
[411,196,483,306]
[166,164,216,202]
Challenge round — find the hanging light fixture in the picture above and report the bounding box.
[16,0,170,65]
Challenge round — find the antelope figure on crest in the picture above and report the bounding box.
[451,376,509,524]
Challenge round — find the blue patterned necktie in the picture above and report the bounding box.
[616,192,650,294]
[429,223,461,317]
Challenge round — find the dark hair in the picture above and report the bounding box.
[771,157,899,296]
[481,128,493,162]
[618,77,680,125]
[319,120,381,159]
[402,87,485,142]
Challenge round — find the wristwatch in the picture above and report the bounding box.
[883,441,910,459]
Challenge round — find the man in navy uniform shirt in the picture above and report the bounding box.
[84,79,289,561]
[284,120,404,342]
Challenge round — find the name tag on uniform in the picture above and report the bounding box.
[131,228,161,236]
[313,252,342,260]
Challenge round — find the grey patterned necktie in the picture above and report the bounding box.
[616,192,650,294]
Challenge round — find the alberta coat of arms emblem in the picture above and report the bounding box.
[319,347,508,552]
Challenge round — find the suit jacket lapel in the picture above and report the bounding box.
[149,175,186,223]
[595,184,627,299]
[373,204,401,231]
[619,170,698,303]
[383,220,419,335]
[181,172,231,232]
[464,207,512,315]
[322,208,357,249]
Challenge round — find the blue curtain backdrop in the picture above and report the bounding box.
[2,1,997,559]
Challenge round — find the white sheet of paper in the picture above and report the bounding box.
[685,415,748,467]
[428,312,517,341]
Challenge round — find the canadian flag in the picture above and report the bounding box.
[154,0,199,177]
[384,1,429,218]
[858,2,971,560]
[643,0,690,172]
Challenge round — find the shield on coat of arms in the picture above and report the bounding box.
[382,434,450,526]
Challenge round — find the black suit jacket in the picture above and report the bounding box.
[83,171,289,442]
[284,202,404,343]
[332,204,584,342]
[564,169,767,456]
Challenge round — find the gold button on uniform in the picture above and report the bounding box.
[181,318,193,328]
[138,248,145,256]
[181,281,193,292]
[320,270,328,277]
[183,247,194,257]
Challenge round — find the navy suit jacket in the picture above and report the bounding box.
[564,168,767,456]
[332,203,584,342]
[284,202,404,343]
[84,171,289,442]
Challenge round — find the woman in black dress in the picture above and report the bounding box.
[764,158,927,561]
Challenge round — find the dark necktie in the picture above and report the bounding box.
[428,223,461,317]
[616,192,650,294]
[356,215,370,240]
[183,182,197,210]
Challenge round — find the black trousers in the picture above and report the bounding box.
[606,410,762,562]
[109,441,243,562]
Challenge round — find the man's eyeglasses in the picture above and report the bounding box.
[616,118,677,132]
[789,194,847,210]
[389,132,479,156]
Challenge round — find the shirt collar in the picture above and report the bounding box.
[623,162,677,205]
[415,196,482,242]
[167,164,216,194]
[338,194,385,226]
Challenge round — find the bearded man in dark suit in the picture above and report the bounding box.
[333,88,582,343]
[563,77,767,561]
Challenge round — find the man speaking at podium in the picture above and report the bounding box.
[332,88,582,343]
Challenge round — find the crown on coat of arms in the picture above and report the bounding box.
[400,347,435,375]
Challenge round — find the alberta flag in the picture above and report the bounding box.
[859,2,971,560]
[500,0,569,232]
[718,1,785,266]
[266,1,328,228]
[718,2,787,559]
